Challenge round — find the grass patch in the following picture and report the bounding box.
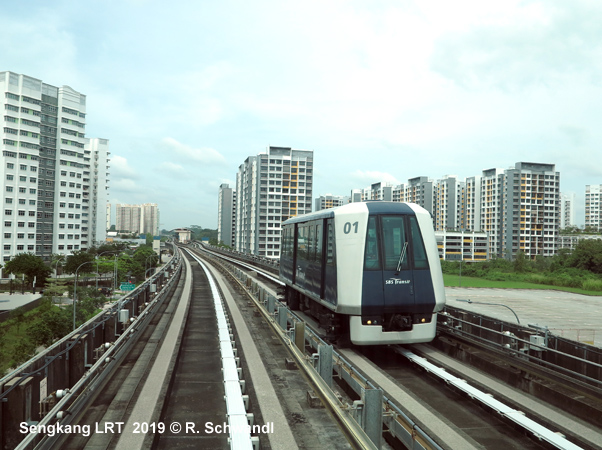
[443,274,602,296]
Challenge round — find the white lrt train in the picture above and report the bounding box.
[279,202,446,345]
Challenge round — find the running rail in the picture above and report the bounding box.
[13,251,183,450]
[199,246,592,450]
[396,347,584,450]
[187,251,258,450]
[199,247,442,450]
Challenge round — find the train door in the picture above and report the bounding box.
[380,215,415,315]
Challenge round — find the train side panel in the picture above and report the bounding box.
[412,204,446,313]
[332,203,369,315]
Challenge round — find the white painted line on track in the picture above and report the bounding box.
[202,256,299,450]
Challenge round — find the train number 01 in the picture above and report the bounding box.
[343,221,359,234]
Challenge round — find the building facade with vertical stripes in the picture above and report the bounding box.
[218,183,236,247]
[346,161,560,260]
[585,185,602,231]
[0,71,110,269]
[236,146,313,259]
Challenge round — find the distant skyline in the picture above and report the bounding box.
[3,1,601,229]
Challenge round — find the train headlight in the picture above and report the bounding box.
[362,317,380,325]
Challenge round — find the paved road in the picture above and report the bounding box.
[445,287,602,347]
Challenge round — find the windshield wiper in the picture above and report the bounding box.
[395,242,408,275]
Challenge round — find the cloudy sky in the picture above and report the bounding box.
[3,0,601,229]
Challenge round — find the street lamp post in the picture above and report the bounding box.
[95,251,116,290]
[54,255,65,280]
[144,254,156,279]
[73,261,94,331]
[456,298,521,324]
[113,254,119,293]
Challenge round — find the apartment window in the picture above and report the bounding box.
[3,245,10,250]
[4,210,12,215]
[3,233,10,238]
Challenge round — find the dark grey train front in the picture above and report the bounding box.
[280,202,446,345]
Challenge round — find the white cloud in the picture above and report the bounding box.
[159,138,226,166]
[2,0,599,228]
[110,155,138,179]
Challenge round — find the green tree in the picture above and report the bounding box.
[10,307,27,332]
[27,321,54,347]
[513,251,529,273]
[64,250,95,275]
[568,240,602,274]
[11,339,37,367]
[4,253,51,287]
[188,225,218,242]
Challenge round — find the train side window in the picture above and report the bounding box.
[364,216,381,270]
[315,223,323,261]
[308,224,315,261]
[326,219,336,266]
[381,215,408,271]
[298,225,307,259]
[284,227,292,257]
[409,216,429,269]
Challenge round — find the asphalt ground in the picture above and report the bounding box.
[445,286,602,346]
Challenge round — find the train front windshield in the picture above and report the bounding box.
[364,215,413,271]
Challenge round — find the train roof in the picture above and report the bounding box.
[283,201,422,225]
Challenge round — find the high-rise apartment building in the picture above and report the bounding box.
[115,203,159,235]
[503,162,559,258]
[585,185,602,231]
[392,184,406,203]
[480,168,506,257]
[116,204,139,234]
[235,146,313,258]
[405,176,435,213]
[0,71,105,265]
[141,203,160,236]
[464,175,482,231]
[368,182,393,201]
[560,192,576,229]
[217,183,236,247]
[345,161,560,260]
[434,175,465,231]
[315,194,348,211]
[85,138,110,245]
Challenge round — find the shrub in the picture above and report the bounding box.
[582,279,602,292]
